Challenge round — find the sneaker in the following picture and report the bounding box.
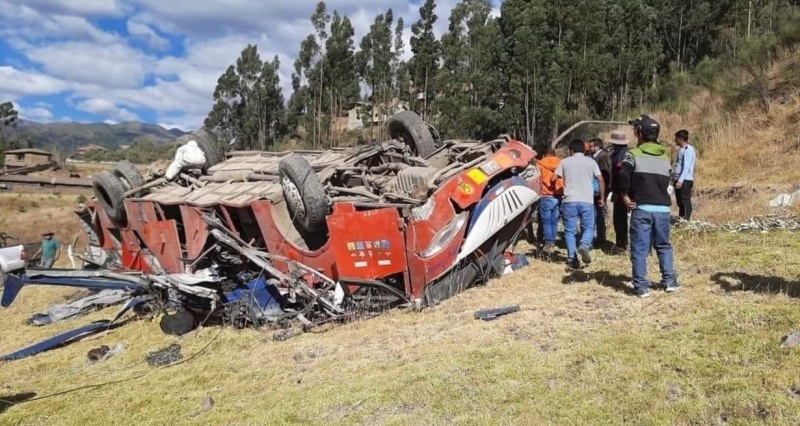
[543,243,556,253]
[578,246,592,264]
[665,285,681,293]
[566,259,581,270]
[635,291,651,299]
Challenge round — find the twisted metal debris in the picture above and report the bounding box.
[674,213,800,233]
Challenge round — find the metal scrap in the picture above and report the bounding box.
[28,289,131,326]
[145,344,183,367]
[474,305,520,321]
[674,213,800,233]
[87,343,124,363]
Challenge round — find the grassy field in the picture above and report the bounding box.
[1,197,800,425]
[3,75,800,424]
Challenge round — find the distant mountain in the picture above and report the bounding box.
[8,120,189,152]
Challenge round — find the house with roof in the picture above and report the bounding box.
[3,148,54,169]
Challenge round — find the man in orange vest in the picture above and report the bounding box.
[537,146,564,253]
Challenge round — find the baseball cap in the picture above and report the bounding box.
[628,114,660,133]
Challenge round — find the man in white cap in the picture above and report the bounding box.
[608,130,630,254]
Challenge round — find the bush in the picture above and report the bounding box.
[692,57,723,90]
[76,194,88,204]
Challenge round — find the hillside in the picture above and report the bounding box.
[8,120,187,151]
[634,53,800,222]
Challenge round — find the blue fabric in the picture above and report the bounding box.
[592,177,599,196]
[539,196,561,244]
[562,202,595,262]
[674,144,696,183]
[637,204,671,213]
[629,209,677,294]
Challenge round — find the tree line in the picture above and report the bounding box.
[183,1,800,150]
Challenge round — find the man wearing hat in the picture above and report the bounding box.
[617,115,679,298]
[608,130,631,254]
[33,231,60,268]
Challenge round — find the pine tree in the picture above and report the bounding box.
[310,1,331,147]
[409,0,441,121]
[204,45,285,150]
[324,12,359,145]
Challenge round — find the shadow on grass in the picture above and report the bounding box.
[0,392,37,413]
[711,272,800,297]
[562,270,633,294]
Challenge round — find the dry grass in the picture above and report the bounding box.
[0,193,83,243]
[2,230,800,425]
[595,56,800,223]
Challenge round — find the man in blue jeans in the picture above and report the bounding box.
[617,115,680,298]
[536,147,563,252]
[553,139,605,269]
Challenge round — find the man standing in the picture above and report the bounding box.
[33,231,60,268]
[608,130,630,254]
[589,138,612,246]
[553,139,605,269]
[673,129,696,221]
[536,147,563,253]
[617,115,679,298]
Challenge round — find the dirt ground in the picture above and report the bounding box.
[1,192,800,425]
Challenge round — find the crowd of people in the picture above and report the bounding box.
[533,115,697,298]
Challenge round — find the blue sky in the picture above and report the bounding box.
[0,0,500,131]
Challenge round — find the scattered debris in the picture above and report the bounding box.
[780,332,800,348]
[145,344,183,367]
[474,305,520,321]
[28,289,131,326]
[190,395,215,417]
[159,311,197,336]
[768,190,800,207]
[676,214,800,233]
[86,345,109,362]
[502,252,529,275]
[86,343,124,363]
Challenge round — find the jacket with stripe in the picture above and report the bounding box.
[616,142,671,207]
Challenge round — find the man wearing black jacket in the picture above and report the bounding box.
[608,130,630,254]
[617,115,679,298]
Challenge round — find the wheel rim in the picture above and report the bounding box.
[118,175,132,191]
[281,176,306,220]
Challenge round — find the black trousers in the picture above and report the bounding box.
[613,198,628,248]
[594,198,607,243]
[676,180,694,220]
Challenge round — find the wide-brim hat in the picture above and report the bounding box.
[608,130,630,146]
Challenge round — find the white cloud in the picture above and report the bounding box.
[20,106,55,122]
[75,98,141,122]
[0,0,496,130]
[14,0,123,17]
[0,3,119,45]
[0,66,70,97]
[24,41,152,88]
[127,20,170,51]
